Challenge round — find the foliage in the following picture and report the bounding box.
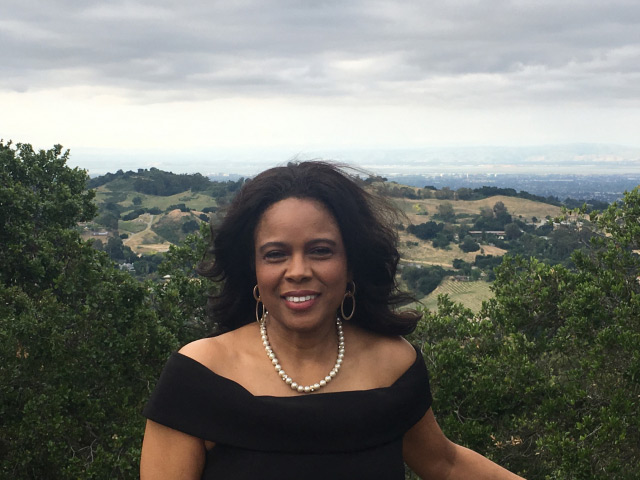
[409,187,640,479]
[452,258,471,271]
[504,222,523,239]
[122,208,147,221]
[181,219,200,234]
[406,221,444,240]
[459,236,480,253]
[402,266,449,296]
[471,186,561,206]
[0,143,183,478]
[0,259,176,479]
[96,168,210,196]
[88,168,244,200]
[473,201,513,231]
[431,232,452,249]
[435,202,456,222]
[151,223,216,345]
[103,236,137,263]
[150,213,205,245]
[0,141,97,292]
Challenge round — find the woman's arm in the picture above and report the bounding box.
[403,408,525,480]
[140,419,208,480]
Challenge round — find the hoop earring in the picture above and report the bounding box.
[253,285,267,324]
[340,281,356,321]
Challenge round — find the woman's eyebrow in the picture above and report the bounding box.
[306,238,338,246]
[257,241,287,253]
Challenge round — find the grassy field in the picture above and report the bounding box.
[399,234,507,268]
[118,219,149,234]
[419,278,494,313]
[95,187,217,213]
[395,195,563,226]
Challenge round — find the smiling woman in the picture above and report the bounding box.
[253,198,350,335]
[140,161,525,479]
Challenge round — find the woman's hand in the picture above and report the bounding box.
[140,420,208,480]
[403,409,525,480]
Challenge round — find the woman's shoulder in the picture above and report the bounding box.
[346,324,419,388]
[178,323,258,374]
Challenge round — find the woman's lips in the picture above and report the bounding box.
[282,293,318,309]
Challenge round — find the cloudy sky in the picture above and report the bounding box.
[1,0,639,174]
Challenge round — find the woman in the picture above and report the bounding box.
[140,161,524,479]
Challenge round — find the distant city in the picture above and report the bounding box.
[83,144,640,204]
[384,173,640,204]
[204,172,640,205]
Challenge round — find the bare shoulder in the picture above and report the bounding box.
[178,323,257,372]
[346,325,418,386]
[178,336,225,367]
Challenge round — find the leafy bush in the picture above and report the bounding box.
[407,221,444,240]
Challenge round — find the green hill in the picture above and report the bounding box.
[85,168,244,253]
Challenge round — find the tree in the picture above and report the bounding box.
[105,235,126,260]
[401,266,448,296]
[432,232,451,249]
[435,187,454,200]
[479,206,493,219]
[0,141,96,291]
[460,236,480,253]
[407,221,443,240]
[408,188,640,479]
[181,218,200,234]
[504,223,522,240]
[0,142,180,478]
[474,202,512,231]
[492,201,507,217]
[493,201,512,226]
[94,211,119,230]
[436,202,456,222]
[152,223,217,344]
[456,187,474,200]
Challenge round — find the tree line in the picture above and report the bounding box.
[371,179,610,211]
[87,167,245,198]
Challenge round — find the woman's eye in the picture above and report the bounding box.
[264,251,286,261]
[310,247,332,256]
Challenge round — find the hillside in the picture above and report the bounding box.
[84,169,573,311]
[395,195,562,267]
[88,172,562,254]
[82,169,234,253]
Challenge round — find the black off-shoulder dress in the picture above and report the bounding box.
[143,345,432,480]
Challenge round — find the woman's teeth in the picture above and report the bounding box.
[285,295,317,303]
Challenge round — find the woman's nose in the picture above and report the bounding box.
[286,253,311,281]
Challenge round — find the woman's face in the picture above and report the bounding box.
[254,197,350,333]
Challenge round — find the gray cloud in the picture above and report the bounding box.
[1,0,639,106]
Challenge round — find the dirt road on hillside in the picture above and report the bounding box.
[123,214,171,254]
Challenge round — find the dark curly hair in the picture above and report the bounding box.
[198,161,420,336]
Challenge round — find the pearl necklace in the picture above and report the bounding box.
[259,316,345,394]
